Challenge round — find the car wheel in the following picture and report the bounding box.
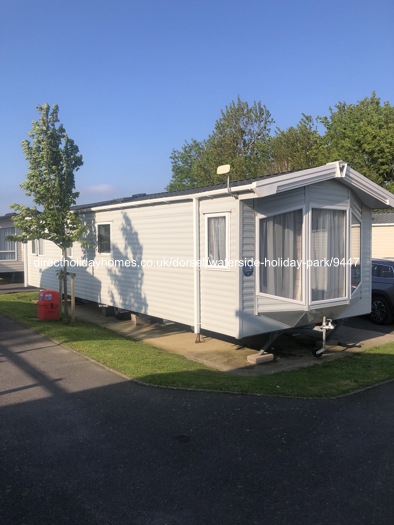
[370,296,393,325]
[113,307,131,321]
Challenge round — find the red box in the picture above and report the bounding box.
[37,290,59,320]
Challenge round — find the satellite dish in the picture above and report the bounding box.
[216,164,231,175]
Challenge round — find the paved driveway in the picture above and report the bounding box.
[1,313,394,525]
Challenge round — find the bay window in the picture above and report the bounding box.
[310,209,346,301]
[259,209,303,301]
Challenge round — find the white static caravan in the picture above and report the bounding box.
[25,161,394,349]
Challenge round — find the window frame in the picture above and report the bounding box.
[0,227,17,261]
[205,212,230,270]
[256,206,305,304]
[97,223,112,255]
[65,245,73,258]
[350,211,362,295]
[308,205,349,305]
[31,239,44,256]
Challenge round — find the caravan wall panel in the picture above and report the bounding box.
[240,200,256,315]
[27,201,196,327]
[199,196,240,338]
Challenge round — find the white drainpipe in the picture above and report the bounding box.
[193,197,201,342]
[23,242,28,287]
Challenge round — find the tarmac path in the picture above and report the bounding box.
[1,313,394,525]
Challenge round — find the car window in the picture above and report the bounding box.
[372,264,394,278]
[381,266,394,278]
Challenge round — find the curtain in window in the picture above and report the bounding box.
[98,224,111,253]
[207,216,226,265]
[0,227,16,260]
[260,210,302,301]
[311,209,346,301]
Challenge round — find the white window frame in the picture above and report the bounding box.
[205,212,230,270]
[308,205,349,305]
[97,223,112,255]
[350,210,362,296]
[0,227,17,261]
[256,206,305,304]
[31,239,44,256]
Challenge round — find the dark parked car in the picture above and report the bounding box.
[370,259,394,324]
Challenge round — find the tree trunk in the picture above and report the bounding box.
[62,248,69,323]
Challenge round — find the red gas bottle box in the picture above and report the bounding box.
[37,290,59,320]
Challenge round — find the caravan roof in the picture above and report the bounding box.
[73,161,394,213]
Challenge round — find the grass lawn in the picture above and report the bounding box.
[1,291,394,398]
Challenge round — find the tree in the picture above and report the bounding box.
[167,139,206,191]
[316,93,394,189]
[207,96,274,180]
[168,92,394,192]
[11,103,84,322]
[269,114,322,173]
[167,97,274,190]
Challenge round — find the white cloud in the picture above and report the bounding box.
[76,184,121,206]
[86,184,118,194]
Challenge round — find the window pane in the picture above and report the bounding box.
[207,216,226,266]
[375,264,394,278]
[259,209,303,301]
[31,239,44,256]
[351,215,361,292]
[311,209,346,301]
[98,224,111,253]
[0,227,16,260]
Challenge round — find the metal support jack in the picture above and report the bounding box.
[257,330,283,356]
[247,331,281,365]
[313,316,334,358]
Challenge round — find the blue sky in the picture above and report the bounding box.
[1,0,393,213]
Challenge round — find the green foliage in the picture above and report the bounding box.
[10,103,84,249]
[317,93,394,189]
[10,103,84,323]
[207,97,274,180]
[270,114,323,173]
[167,97,273,190]
[168,139,206,191]
[167,93,394,190]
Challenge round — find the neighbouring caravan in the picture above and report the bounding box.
[372,211,394,259]
[0,213,24,282]
[25,162,394,345]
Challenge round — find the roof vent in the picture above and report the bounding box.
[132,193,147,199]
